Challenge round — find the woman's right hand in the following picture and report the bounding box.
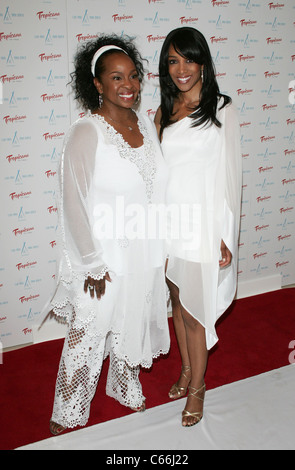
[84,272,112,299]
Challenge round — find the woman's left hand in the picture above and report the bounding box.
[219,240,232,268]
[84,272,112,299]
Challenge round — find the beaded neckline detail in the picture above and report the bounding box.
[91,113,156,203]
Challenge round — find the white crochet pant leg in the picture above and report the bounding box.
[106,337,144,409]
[51,328,145,428]
[51,323,106,429]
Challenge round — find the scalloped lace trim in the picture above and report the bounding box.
[90,113,156,202]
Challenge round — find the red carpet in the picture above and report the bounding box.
[1,288,294,450]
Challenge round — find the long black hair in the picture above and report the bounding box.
[70,34,145,111]
[159,27,231,136]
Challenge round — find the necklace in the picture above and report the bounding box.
[103,112,136,131]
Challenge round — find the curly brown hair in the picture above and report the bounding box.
[70,33,145,111]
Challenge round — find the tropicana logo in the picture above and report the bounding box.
[6,153,29,163]
[211,0,230,5]
[39,53,62,62]
[210,36,228,44]
[43,132,65,141]
[19,295,39,304]
[40,93,63,102]
[112,14,133,22]
[0,32,22,41]
[16,261,37,271]
[12,227,34,236]
[240,19,257,27]
[0,73,24,83]
[268,2,285,9]
[3,114,26,124]
[147,34,166,43]
[45,170,57,178]
[36,11,60,20]
[9,191,32,200]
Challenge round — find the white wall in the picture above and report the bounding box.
[1,0,294,348]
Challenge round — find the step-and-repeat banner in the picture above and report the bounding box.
[1,0,295,348]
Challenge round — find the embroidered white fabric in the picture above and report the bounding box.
[50,112,170,428]
[51,321,144,429]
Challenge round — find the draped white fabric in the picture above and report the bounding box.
[161,100,242,349]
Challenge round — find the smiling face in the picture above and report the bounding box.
[167,44,203,95]
[94,51,140,111]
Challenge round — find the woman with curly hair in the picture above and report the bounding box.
[155,27,242,427]
[49,34,170,435]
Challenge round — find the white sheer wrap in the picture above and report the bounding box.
[161,100,242,349]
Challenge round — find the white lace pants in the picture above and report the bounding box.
[51,321,144,429]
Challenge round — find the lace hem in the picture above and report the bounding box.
[51,302,170,366]
[51,331,157,429]
[113,347,170,370]
[61,266,109,284]
[51,297,97,331]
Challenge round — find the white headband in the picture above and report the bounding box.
[91,45,128,76]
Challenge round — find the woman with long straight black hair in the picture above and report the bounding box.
[155,27,242,427]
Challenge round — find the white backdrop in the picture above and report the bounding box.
[1,0,295,349]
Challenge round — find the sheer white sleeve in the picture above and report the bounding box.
[60,119,108,280]
[221,102,242,255]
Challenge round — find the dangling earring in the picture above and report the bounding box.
[201,69,204,81]
[98,94,103,108]
[135,91,141,106]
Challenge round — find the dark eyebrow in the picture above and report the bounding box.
[108,70,123,75]
[108,68,137,75]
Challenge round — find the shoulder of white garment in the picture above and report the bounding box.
[62,115,99,169]
[140,111,160,140]
[66,115,99,144]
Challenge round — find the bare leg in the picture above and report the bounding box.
[181,305,207,426]
[166,278,191,397]
[167,276,207,426]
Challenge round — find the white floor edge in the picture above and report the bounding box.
[17,364,295,451]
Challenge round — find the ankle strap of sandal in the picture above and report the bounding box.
[188,384,206,402]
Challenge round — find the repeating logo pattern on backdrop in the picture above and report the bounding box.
[0,0,294,348]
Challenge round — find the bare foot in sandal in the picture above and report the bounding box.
[130,401,146,412]
[169,365,191,400]
[49,420,66,435]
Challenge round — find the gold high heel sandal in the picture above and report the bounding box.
[168,365,191,400]
[182,384,206,427]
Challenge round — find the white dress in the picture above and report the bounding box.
[161,100,242,350]
[50,112,170,428]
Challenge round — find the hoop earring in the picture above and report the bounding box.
[98,94,103,108]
